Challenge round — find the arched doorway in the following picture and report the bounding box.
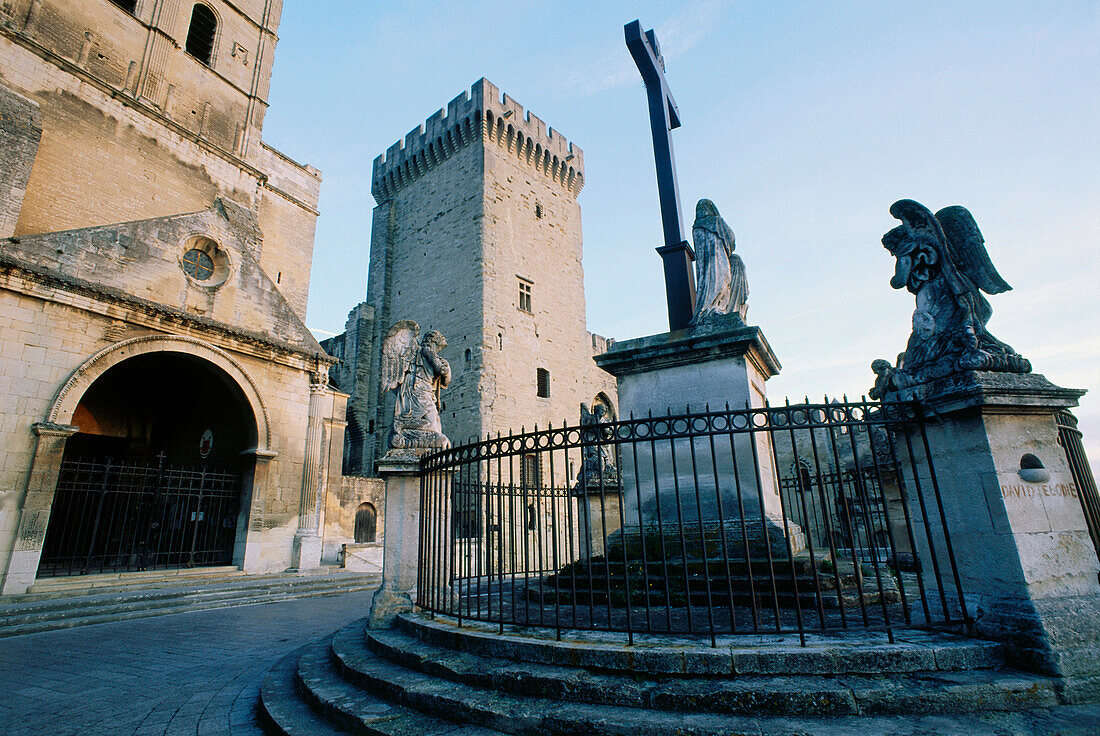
[37,352,258,576]
[354,503,377,543]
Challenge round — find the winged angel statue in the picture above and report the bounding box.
[690,199,748,326]
[870,199,1030,398]
[380,321,451,452]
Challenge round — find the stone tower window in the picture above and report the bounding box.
[518,278,532,312]
[536,368,550,398]
[521,454,540,489]
[185,4,218,66]
[535,203,544,219]
[109,0,138,14]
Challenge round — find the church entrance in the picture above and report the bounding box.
[37,352,257,577]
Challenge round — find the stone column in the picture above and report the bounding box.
[292,381,330,569]
[368,452,426,628]
[1,422,78,595]
[901,372,1099,697]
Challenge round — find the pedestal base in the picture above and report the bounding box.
[899,371,1099,682]
[291,533,322,570]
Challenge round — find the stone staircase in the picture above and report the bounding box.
[0,567,380,637]
[258,613,1100,735]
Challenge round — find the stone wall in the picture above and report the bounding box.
[0,84,40,238]
[322,475,385,565]
[0,0,319,321]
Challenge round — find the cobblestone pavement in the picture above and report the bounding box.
[0,588,379,736]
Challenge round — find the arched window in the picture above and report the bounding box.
[185,4,217,66]
[109,0,138,14]
[354,502,377,543]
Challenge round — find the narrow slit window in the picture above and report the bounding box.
[185,4,217,66]
[536,368,550,398]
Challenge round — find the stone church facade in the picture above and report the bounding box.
[325,79,616,475]
[0,0,348,594]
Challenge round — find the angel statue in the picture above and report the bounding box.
[689,199,748,326]
[577,397,618,487]
[872,199,1030,396]
[380,320,451,452]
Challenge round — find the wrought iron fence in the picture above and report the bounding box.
[418,400,968,645]
[38,457,242,577]
[1056,410,1100,563]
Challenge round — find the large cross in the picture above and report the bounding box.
[625,20,696,331]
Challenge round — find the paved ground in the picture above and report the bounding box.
[0,588,379,736]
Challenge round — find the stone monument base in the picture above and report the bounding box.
[595,314,802,555]
[894,371,1099,691]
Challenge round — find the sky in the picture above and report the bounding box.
[262,0,1100,469]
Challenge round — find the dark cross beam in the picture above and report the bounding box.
[625,19,696,331]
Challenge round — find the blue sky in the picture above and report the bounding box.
[263,1,1099,466]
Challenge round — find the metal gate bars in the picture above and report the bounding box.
[37,457,242,577]
[417,399,969,644]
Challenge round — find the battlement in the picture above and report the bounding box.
[371,79,584,203]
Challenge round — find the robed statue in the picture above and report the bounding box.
[578,397,618,487]
[380,320,451,452]
[689,199,748,326]
[872,200,1030,396]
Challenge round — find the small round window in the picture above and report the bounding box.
[182,248,215,280]
[179,235,230,288]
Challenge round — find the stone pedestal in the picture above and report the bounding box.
[368,452,427,629]
[899,371,1099,695]
[595,315,800,555]
[573,481,623,560]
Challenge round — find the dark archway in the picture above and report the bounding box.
[38,352,257,576]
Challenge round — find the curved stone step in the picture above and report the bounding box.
[294,635,505,736]
[364,626,1060,716]
[327,620,1100,736]
[397,614,1004,676]
[258,647,353,736]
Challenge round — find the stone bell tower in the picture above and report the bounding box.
[329,79,616,472]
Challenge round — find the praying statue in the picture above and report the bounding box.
[578,397,618,486]
[380,320,451,452]
[872,199,1030,396]
[689,199,748,326]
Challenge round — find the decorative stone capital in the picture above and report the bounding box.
[911,371,1085,417]
[377,451,429,476]
[32,422,79,437]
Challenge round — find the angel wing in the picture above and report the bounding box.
[380,320,420,393]
[887,199,945,252]
[935,206,1012,295]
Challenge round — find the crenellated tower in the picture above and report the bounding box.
[331,78,612,473]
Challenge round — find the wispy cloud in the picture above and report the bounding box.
[562,0,728,97]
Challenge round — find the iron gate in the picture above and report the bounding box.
[38,457,242,577]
